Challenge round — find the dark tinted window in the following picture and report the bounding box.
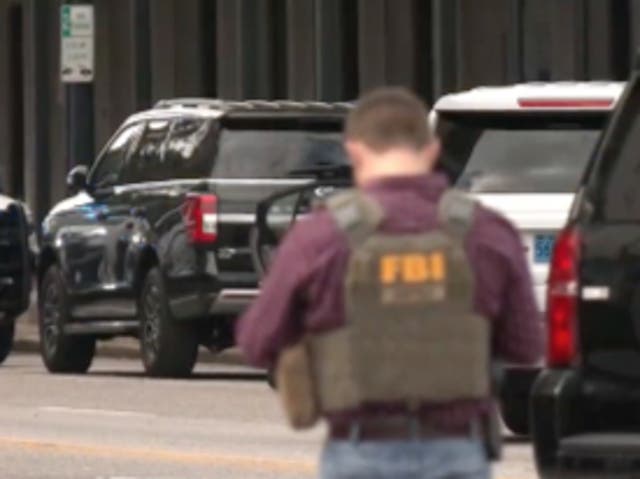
[122,119,171,183]
[597,92,640,221]
[90,122,144,188]
[214,129,348,178]
[164,118,216,178]
[438,113,605,194]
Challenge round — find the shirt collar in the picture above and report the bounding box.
[362,172,450,202]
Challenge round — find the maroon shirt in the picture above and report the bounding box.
[237,173,544,429]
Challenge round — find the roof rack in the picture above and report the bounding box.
[154,98,353,112]
[154,98,226,109]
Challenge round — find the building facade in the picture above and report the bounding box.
[0,0,638,220]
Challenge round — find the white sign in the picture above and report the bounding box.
[60,5,94,83]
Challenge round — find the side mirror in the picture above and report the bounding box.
[66,165,88,193]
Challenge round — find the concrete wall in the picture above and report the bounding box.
[0,0,633,220]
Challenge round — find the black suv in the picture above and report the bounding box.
[0,196,32,365]
[531,73,640,478]
[38,99,351,377]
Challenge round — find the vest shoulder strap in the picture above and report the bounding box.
[437,189,477,237]
[325,190,384,247]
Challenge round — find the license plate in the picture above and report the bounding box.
[534,234,555,264]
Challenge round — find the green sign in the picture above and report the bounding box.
[61,5,71,38]
[60,4,94,83]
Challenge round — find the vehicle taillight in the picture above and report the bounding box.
[547,227,580,367]
[518,98,614,109]
[183,194,218,244]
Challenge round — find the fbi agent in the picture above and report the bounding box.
[237,88,543,479]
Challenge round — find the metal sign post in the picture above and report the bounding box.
[60,3,95,170]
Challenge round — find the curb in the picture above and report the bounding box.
[13,304,249,367]
[12,337,248,366]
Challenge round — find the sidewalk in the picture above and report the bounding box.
[13,302,246,366]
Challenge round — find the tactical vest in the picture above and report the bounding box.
[308,189,490,414]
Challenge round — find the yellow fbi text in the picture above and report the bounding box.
[379,252,447,285]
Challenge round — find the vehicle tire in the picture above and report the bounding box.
[500,395,530,436]
[139,267,198,377]
[38,265,95,373]
[0,320,15,365]
[499,368,540,436]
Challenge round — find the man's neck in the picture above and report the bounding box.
[358,164,431,187]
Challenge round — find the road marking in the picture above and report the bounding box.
[0,436,521,478]
[0,436,315,475]
[39,406,156,419]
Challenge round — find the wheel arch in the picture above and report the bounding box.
[38,246,59,284]
[133,246,160,295]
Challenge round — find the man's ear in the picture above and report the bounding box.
[345,140,364,168]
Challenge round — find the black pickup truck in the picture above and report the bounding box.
[37,99,351,377]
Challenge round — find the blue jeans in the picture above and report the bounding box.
[320,438,490,479]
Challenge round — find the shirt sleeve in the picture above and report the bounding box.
[235,220,313,369]
[471,209,545,364]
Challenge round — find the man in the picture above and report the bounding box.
[237,88,544,479]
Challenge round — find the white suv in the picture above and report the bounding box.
[433,82,624,435]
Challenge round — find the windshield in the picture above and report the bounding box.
[437,113,607,193]
[214,129,349,179]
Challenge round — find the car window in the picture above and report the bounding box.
[213,129,348,178]
[121,119,171,183]
[437,113,605,194]
[164,118,217,178]
[595,89,640,222]
[90,122,144,189]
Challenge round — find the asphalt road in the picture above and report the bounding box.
[0,353,537,479]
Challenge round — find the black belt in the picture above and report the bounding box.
[329,415,481,442]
